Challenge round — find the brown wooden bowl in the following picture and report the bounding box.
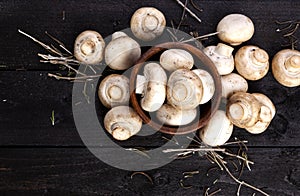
[130,42,222,135]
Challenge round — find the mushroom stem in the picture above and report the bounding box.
[285,55,300,73]
[251,48,269,66]
[111,124,131,141]
[215,43,234,57]
[143,15,159,32]
[135,75,146,94]
[228,102,248,120]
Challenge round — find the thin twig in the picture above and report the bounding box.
[48,73,101,80]
[130,172,153,184]
[176,0,188,30]
[174,0,202,23]
[190,0,203,12]
[213,153,270,196]
[18,29,62,56]
[181,32,220,43]
[163,148,225,153]
[45,31,73,55]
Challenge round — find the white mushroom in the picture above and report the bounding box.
[138,63,167,112]
[272,49,300,87]
[156,104,197,126]
[105,31,141,70]
[130,7,166,41]
[74,30,105,65]
[192,69,215,104]
[221,73,248,98]
[235,45,269,80]
[226,92,261,128]
[104,106,142,140]
[217,14,254,46]
[245,93,276,134]
[167,69,203,110]
[200,110,233,146]
[160,49,194,72]
[203,43,234,75]
[98,74,130,108]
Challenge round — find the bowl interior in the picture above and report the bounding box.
[130,42,222,135]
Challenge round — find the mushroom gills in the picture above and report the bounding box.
[74,30,105,65]
[98,74,130,108]
[104,106,142,140]
[272,49,300,87]
[245,93,276,134]
[235,45,269,81]
[130,7,166,41]
[167,69,203,110]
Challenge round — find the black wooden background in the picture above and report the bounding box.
[0,0,299,195]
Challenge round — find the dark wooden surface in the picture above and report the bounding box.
[0,0,299,195]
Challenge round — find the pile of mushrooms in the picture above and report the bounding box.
[70,8,297,144]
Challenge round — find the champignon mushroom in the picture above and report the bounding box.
[130,7,166,41]
[156,104,197,126]
[104,106,142,140]
[235,45,269,80]
[160,49,194,72]
[272,49,300,87]
[138,63,167,112]
[105,31,141,70]
[226,92,261,128]
[98,74,130,108]
[167,69,203,110]
[203,43,234,75]
[192,69,215,104]
[245,93,276,134]
[200,110,233,146]
[74,30,105,65]
[217,14,254,46]
[221,73,248,98]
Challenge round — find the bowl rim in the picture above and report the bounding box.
[129,42,222,135]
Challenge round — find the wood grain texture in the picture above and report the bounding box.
[0,0,300,195]
[0,148,299,196]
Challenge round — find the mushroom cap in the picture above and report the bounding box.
[272,49,300,87]
[221,73,248,98]
[104,106,142,140]
[141,63,167,112]
[192,69,215,104]
[235,45,269,81]
[217,14,254,46]
[226,92,261,128]
[105,32,141,70]
[98,74,130,108]
[74,30,105,65]
[167,69,203,110]
[130,7,166,41]
[203,43,235,75]
[160,49,194,72]
[200,110,233,146]
[245,93,276,134]
[156,104,197,126]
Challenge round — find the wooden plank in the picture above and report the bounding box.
[0,148,299,195]
[0,71,300,146]
[1,71,299,147]
[1,0,299,70]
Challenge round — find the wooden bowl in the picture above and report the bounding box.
[130,42,222,135]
